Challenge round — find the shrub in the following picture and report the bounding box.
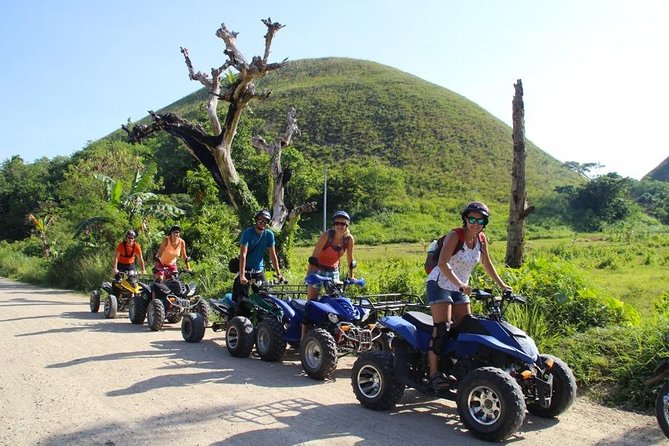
[547,317,669,411]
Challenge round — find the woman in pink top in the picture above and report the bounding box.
[153,225,190,280]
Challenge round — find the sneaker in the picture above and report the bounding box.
[430,373,450,391]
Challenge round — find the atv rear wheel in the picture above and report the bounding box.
[352,350,404,410]
[182,312,206,343]
[147,299,166,331]
[527,354,577,417]
[256,318,287,362]
[129,294,148,325]
[104,295,118,319]
[300,328,337,380]
[90,290,100,313]
[226,316,255,357]
[457,367,526,442]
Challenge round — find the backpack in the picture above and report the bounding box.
[424,227,485,274]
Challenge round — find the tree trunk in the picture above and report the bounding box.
[122,18,317,266]
[252,107,316,267]
[505,79,534,268]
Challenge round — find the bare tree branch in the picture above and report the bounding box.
[180,47,213,88]
[261,18,285,64]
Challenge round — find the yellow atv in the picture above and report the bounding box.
[89,270,151,319]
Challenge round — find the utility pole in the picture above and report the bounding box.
[323,167,328,232]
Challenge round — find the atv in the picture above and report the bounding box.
[285,274,407,380]
[350,289,577,442]
[223,280,307,359]
[89,270,151,319]
[131,269,210,339]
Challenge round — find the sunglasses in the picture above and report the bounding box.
[126,237,135,240]
[333,221,348,227]
[257,219,269,224]
[466,216,487,225]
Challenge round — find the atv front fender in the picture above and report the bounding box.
[456,333,537,364]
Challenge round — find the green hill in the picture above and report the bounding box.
[644,156,669,181]
[157,58,580,208]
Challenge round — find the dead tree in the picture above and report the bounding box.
[505,79,535,268]
[252,106,315,267]
[122,18,315,238]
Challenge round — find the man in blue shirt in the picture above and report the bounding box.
[233,209,284,303]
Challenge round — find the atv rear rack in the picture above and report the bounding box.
[258,283,309,300]
[355,293,427,316]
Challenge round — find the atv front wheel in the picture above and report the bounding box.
[90,290,100,313]
[182,312,206,343]
[129,294,148,325]
[226,316,255,358]
[300,328,337,380]
[104,295,118,319]
[456,367,526,442]
[527,354,577,417]
[194,299,211,328]
[352,350,404,410]
[147,299,166,331]
[256,318,287,362]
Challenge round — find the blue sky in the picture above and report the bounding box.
[1,0,667,179]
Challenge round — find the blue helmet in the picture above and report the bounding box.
[333,210,351,222]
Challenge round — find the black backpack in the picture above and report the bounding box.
[424,227,484,273]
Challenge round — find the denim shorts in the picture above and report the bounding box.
[426,280,470,305]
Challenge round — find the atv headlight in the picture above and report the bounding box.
[328,313,339,324]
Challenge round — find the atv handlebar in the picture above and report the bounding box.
[472,288,526,304]
[305,273,365,288]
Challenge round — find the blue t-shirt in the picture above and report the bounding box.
[239,227,275,271]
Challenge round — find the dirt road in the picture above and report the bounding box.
[0,277,665,445]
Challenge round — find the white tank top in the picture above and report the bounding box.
[427,240,481,291]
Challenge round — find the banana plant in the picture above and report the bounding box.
[27,213,53,257]
[75,163,185,238]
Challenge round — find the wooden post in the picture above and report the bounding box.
[505,79,534,268]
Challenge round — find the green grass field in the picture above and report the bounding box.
[292,234,669,318]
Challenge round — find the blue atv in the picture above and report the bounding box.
[281,274,393,380]
[350,289,577,442]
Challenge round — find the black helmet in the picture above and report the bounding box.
[461,201,490,218]
[333,210,351,222]
[254,209,271,221]
[125,229,137,238]
[461,201,490,225]
[168,225,181,234]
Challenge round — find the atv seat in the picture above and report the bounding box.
[290,298,307,312]
[403,311,434,334]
